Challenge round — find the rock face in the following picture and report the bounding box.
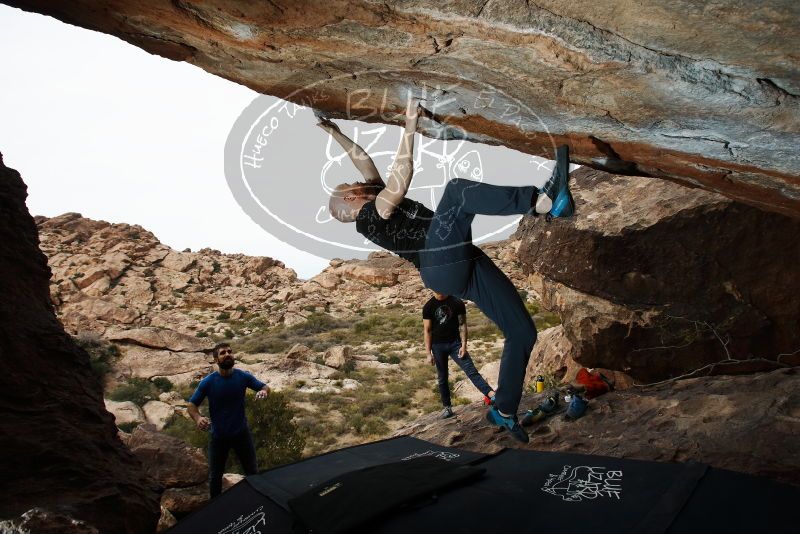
[515,167,800,382]
[402,367,800,487]
[124,425,207,489]
[6,0,800,217]
[0,155,161,532]
[37,211,297,338]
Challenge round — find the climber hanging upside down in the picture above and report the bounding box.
[316,95,574,443]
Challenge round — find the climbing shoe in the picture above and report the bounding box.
[564,394,588,421]
[440,406,455,419]
[486,406,529,444]
[520,408,545,426]
[539,394,559,413]
[520,395,559,426]
[535,145,574,218]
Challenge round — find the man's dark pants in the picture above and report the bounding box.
[419,178,538,416]
[208,428,258,498]
[431,339,493,407]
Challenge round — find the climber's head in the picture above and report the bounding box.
[329,181,383,222]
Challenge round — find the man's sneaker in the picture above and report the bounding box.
[535,145,573,217]
[440,406,455,419]
[486,406,529,444]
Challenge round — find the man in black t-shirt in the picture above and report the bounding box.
[317,95,575,444]
[423,291,495,419]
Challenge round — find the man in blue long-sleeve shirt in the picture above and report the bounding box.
[188,343,270,498]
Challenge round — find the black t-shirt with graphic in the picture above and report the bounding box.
[422,295,466,344]
[355,198,433,270]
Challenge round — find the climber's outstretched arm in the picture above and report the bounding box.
[316,118,384,186]
[375,97,420,219]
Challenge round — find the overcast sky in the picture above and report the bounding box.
[0,5,556,279]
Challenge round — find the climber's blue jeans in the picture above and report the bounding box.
[419,178,538,416]
[431,339,493,407]
[208,428,258,498]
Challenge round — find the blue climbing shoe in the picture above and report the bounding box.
[535,145,574,218]
[486,406,529,443]
[520,408,545,426]
[520,395,559,426]
[565,394,588,421]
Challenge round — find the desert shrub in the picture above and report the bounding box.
[75,334,120,380]
[340,360,356,374]
[246,391,306,471]
[108,377,159,406]
[165,392,305,472]
[217,311,231,320]
[235,312,350,354]
[163,414,209,450]
[224,329,234,339]
[152,377,173,393]
[471,323,501,340]
[195,331,208,338]
[361,416,389,436]
[533,311,562,330]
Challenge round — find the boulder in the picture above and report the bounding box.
[161,474,246,516]
[161,251,196,273]
[142,400,176,430]
[112,346,211,382]
[285,343,313,360]
[310,272,341,290]
[156,506,177,533]
[105,326,214,352]
[104,400,146,427]
[524,326,581,385]
[515,168,800,382]
[126,424,207,488]
[324,345,353,369]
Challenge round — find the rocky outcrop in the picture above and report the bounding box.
[37,211,297,338]
[402,367,800,487]
[6,0,800,217]
[515,167,800,382]
[105,326,215,353]
[124,425,207,489]
[0,155,161,532]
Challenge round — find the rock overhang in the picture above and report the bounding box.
[4,0,800,217]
